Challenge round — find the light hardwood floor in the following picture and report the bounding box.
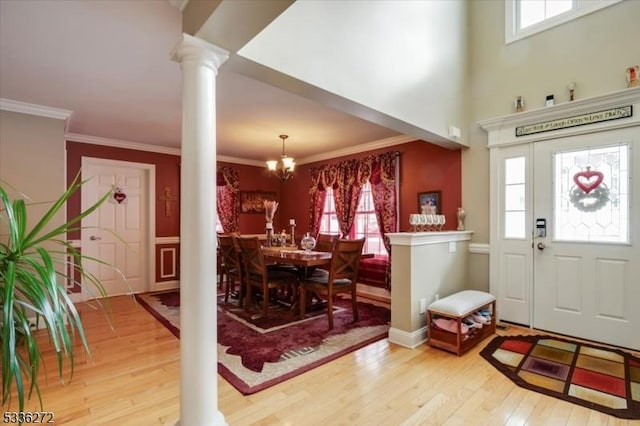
[6,295,638,425]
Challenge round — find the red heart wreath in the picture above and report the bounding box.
[113,191,127,204]
[573,168,603,194]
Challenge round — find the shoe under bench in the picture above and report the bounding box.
[426,290,496,356]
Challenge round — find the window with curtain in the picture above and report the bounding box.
[309,151,399,288]
[216,166,239,233]
[319,182,387,256]
[320,182,387,256]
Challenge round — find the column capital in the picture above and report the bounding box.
[171,33,229,72]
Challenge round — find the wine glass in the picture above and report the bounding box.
[424,215,434,232]
[418,214,427,232]
[409,214,420,232]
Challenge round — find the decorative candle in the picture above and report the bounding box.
[289,219,296,225]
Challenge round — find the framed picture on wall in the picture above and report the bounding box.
[240,191,277,214]
[418,190,441,214]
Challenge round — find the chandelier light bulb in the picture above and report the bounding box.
[266,160,278,171]
[266,134,295,181]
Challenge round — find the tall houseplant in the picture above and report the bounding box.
[0,175,111,411]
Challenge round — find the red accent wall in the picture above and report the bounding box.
[275,139,462,234]
[66,141,181,239]
[217,161,282,234]
[68,139,460,283]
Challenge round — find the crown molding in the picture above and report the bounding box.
[0,98,72,120]
[66,132,419,167]
[66,132,182,156]
[168,0,189,12]
[296,134,415,165]
[217,134,417,167]
[216,155,264,167]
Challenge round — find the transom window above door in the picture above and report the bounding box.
[505,0,622,44]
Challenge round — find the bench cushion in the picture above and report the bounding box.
[358,256,388,288]
[427,290,495,317]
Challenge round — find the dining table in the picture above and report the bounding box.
[256,245,377,316]
[262,246,333,268]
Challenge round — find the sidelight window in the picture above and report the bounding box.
[504,156,527,239]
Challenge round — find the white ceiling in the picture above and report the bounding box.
[0,0,402,165]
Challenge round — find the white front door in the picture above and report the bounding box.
[81,158,153,298]
[532,128,640,350]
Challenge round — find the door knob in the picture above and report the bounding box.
[90,235,101,241]
[537,242,545,250]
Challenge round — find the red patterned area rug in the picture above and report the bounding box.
[135,290,390,395]
[480,335,640,419]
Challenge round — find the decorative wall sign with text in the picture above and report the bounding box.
[516,105,632,137]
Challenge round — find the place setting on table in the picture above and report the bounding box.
[261,217,335,267]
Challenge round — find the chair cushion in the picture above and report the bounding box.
[304,275,352,287]
[309,268,329,277]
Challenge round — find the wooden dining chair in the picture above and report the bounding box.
[299,238,365,329]
[216,246,226,290]
[307,233,341,278]
[315,233,340,252]
[217,234,243,304]
[237,237,298,319]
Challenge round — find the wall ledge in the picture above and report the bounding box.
[478,87,640,148]
[387,231,473,246]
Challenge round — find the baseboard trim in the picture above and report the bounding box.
[154,281,180,292]
[356,283,390,304]
[388,326,427,349]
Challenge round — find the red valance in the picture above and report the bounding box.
[309,151,399,194]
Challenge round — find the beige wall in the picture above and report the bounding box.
[464,0,640,291]
[0,110,66,234]
[239,0,469,146]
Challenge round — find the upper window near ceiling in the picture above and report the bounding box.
[505,0,622,44]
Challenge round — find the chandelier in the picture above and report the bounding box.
[266,134,295,181]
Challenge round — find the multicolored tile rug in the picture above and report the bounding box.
[480,335,640,419]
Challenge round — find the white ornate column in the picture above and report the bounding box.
[171,34,229,426]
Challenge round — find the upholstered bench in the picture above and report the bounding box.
[426,290,496,356]
[358,256,388,288]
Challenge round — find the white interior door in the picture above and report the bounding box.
[81,158,151,298]
[532,128,640,350]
